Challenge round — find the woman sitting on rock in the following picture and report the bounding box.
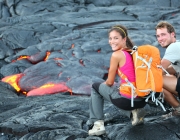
[87,24,148,136]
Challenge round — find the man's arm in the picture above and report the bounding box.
[161,59,176,75]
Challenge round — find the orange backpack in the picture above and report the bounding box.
[118,45,165,111]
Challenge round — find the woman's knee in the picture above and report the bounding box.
[92,82,101,92]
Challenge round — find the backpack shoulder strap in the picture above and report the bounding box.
[118,69,128,81]
[131,46,138,54]
[118,69,137,107]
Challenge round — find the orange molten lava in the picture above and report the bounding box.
[17,56,30,60]
[1,51,73,96]
[1,74,72,96]
[44,52,51,61]
[1,73,24,92]
[27,82,71,96]
[13,51,51,63]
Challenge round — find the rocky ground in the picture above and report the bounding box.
[0,0,180,139]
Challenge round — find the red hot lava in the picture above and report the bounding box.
[1,51,72,96]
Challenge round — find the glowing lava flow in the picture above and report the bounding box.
[1,73,24,93]
[27,82,71,96]
[2,74,72,96]
[44,52,51,61]
[1,51,72,96]
[17,56,30,60]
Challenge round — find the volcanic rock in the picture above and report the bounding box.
[0,0,180,139]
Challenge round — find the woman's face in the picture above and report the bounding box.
[109,30,126,51]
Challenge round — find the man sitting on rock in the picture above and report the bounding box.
[155,21,180,118]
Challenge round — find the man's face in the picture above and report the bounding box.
[156,27,175,48]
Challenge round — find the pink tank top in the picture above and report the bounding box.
[119,51,135,83]
[118,51,135,98]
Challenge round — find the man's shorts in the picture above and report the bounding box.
[176,77,180,97]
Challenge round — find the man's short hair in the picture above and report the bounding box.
[155,21,176,37]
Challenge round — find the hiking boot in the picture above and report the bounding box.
[88,120,106,136]
[131,108,146,126]
[161,110,180,120]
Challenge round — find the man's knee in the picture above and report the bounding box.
[163,76,177,92]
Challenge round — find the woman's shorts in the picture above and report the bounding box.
[176,77,180,97]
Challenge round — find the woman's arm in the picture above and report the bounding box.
[105,51,122,86]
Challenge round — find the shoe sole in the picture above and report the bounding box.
[161,112,173,120]
[88,130,106,136]
[132,109,146,126]
[133,117,144,126]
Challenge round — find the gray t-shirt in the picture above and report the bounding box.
[163,40,180,73]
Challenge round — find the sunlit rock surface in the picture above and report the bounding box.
[0,0,180,139]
